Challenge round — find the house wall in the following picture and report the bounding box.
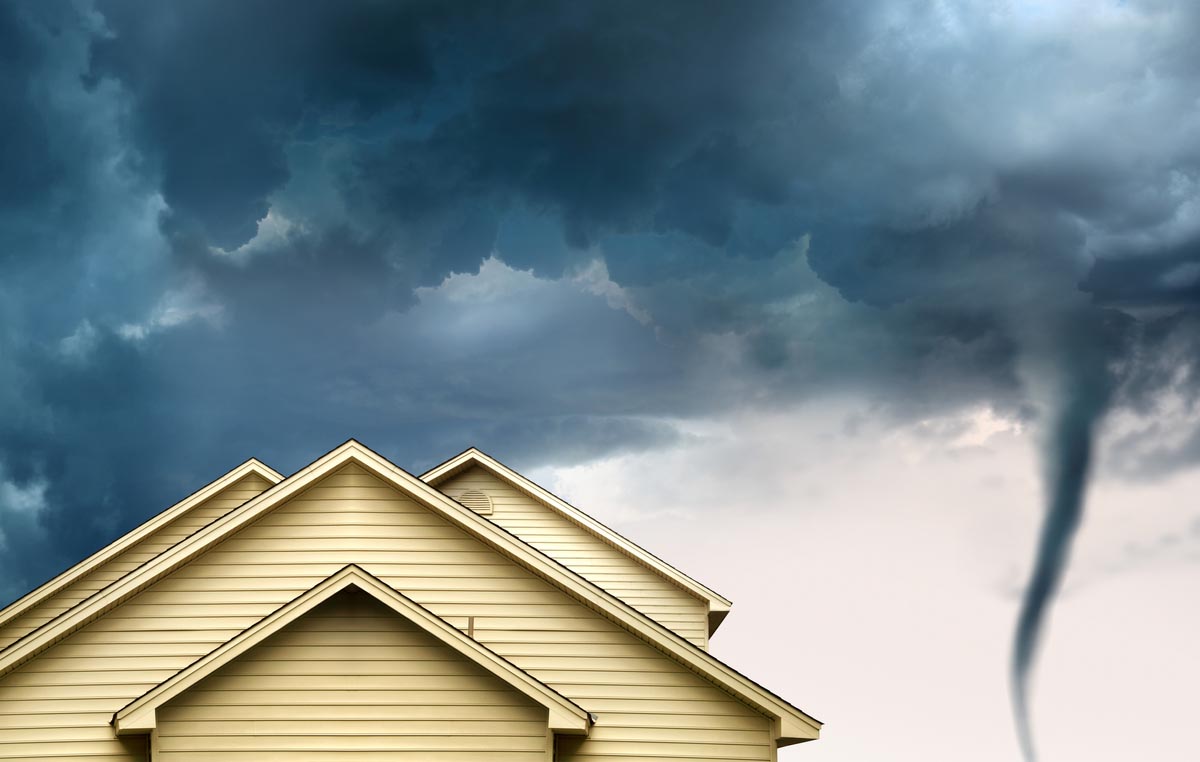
[0,464,772,762]
[439,466,711,649]
[0,472,275,650]
[152,587,550,762]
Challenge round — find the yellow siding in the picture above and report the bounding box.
[0,473,275,650]
[0,465,772,762]
[153,587,550,761]
[440,466,710,648]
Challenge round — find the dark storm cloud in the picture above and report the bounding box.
[0,3,60,207]
[4,3,1200,752]
[1084,244,1200,308]
[88,0,446,249]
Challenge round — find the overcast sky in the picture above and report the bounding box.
[2,1,1199,760]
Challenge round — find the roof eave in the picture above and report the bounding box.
[708,602,732,634]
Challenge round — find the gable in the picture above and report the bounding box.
[0,441,819,757]
[114,566,587,737]
[422,449,732,639]
[149,589,554,760]
[0,463,280,650]
[438,464,711,648]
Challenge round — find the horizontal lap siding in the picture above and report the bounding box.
[0,474,275,650]
[154,588,549,761]
[0,464,771,762]
[531,639,774,762]
[440,467,710,648]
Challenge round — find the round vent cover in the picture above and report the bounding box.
[457,490,494,515]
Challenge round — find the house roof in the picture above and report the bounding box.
[0,440,820,745]
[0,457,283,633]
[112,564,591,736]
[421,447,734,634]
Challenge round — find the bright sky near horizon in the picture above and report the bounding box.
[536,400,1200,761]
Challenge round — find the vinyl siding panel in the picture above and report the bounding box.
[153,588,550,761]
[0,473,275,650]
[440,466,710,648]
[0,464,772,762]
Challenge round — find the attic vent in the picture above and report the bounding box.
[457,490,494,515]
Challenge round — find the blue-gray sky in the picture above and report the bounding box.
[3,2,1200,759]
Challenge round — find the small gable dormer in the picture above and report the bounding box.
[421,447,732,649]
